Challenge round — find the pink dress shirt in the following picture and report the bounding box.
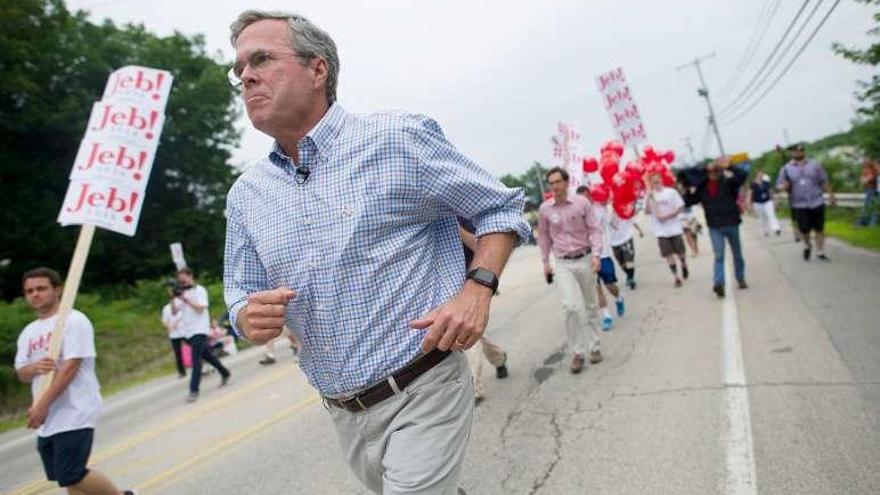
[537,194,603,269]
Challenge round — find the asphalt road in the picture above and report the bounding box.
[1,214,878,495]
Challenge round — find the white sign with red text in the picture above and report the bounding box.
[58,65,172,236]
[596,67,647,147]
[83,100,166,149]
[102,66,173,110]
[69,138,155,185]
[58,180,146,237]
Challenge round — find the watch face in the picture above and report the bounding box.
[474,270,493,285]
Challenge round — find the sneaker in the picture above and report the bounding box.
[589,350,603,364]
[627,278,636,290]
[220,374,230,387]
[123,490,139,495]
[615,298,625,317]
[674,279,683,288]
[713,285,725,298]
[259,356,277,365]
[775,229,781,236]
[601,316,614,332]
[737,280,748,290]
[682,265,689,279]
[186,392,199,403]
[803,247,811,261]
[570,354,585,374]
[817,253,830,261]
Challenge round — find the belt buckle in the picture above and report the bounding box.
[340,394,367,412]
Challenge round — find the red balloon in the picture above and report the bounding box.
[663,150,675,164]
[661,171,676,187]
[582,156,599,173]
[642,145,657,161]
[589,183,611,203]
[612,200,636,220]
[601,140,624,157]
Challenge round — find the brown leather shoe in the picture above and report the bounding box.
[570,354,585,374]
[589,350,603,364]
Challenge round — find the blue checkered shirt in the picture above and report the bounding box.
[224,103,530,396]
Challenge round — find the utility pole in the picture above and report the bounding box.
[677,52,726,157]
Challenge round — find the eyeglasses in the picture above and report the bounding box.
[227,50,307,87]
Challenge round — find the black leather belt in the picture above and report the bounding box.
[560,249,590,260]
[323,349,450,412]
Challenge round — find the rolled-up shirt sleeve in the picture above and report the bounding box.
[407,116,531,243]
[223,193,269,338]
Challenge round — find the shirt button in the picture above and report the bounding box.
[342,206,354,216]
[310,261,318,268]
[324,346,331,353]
[303,217,312,225]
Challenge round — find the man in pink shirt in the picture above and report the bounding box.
[538,167,604,373]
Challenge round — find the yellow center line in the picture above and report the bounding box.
[4,365,294,495]
[138,395,320,494]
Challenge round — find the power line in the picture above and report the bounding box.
[719,0,782,96]
[719,0,828,118]
[721,0,842,125]
[717,0,812,115]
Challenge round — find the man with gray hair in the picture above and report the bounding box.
[224,10,530,494]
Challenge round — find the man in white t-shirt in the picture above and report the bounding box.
[645,172,689,288]
[14,267,135,495]
[175,268,230,402]
[161,291,186,378]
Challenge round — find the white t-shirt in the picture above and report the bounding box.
[609,211,634,247]
[161,302,184,339]
[177,285,211,338]
[14,310,102,437]
[649,187,685,238]
[593,204,613,258]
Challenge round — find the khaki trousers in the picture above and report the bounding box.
[466,337,506,399]
[554,257,602,356]
[328,352,474,494]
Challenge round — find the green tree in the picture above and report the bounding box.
[833,0,880,158]
[0,0,240,299]
[500,161,549,211]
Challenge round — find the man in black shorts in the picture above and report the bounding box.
[777,145,837,261]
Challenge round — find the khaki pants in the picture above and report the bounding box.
[554,257,601,356]
[328,352,474,495]
[466,337,506,399]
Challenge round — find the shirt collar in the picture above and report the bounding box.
[268,102,347,169]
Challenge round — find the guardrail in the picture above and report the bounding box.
[774,192,865,209]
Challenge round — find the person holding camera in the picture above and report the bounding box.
[176,268,230,402]
[160,287,186,378]
[538,167,604,374]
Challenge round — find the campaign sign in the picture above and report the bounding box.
[596,67,647,147]
[83,100,166,148]
[69,138,155,185]
[102,66,173,109]
[57,179,146,237]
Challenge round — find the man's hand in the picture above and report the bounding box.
[590,256,600,273]
[238,288,296,344]
[27,399,49,429]
[33,358,55,375]
[410,283,492,353]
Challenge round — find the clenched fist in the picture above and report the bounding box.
[237,288,296,344]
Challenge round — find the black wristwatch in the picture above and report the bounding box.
[467,268,499,294]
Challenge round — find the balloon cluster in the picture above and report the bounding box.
[581,141,677,219]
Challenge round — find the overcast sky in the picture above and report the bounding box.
[66,0,875,177]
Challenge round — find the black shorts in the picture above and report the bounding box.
[37,428,93,487]
[612,239,635,266]
[657,235,686,257]
[793,205,825,234]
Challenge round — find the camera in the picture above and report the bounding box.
[164,279,187,296]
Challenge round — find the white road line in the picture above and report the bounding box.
[722,277,758,495]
